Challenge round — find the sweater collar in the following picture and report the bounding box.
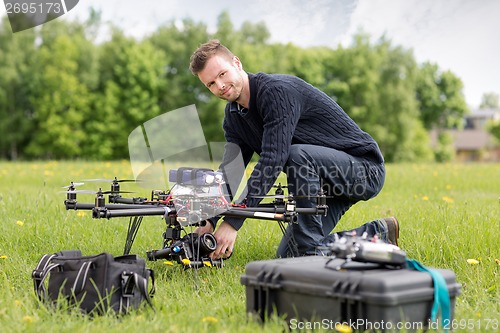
[228,101,248,115]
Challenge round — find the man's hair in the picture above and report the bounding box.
[189,39,235,75]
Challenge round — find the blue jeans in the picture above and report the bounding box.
[276,144,387,257]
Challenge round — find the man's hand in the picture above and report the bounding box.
[211,221,237,259]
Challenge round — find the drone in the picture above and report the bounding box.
[63,167,329,269]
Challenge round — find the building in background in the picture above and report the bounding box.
[430,109,500,162]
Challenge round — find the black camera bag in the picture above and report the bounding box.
[32,250,155,314]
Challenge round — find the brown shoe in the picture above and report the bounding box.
[383,216,400,246]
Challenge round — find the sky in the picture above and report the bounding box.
[2,0,499,108]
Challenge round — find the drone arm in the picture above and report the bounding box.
[109,196,149,204]
[231,206,327,215]
[65,201,166,211]
[93,207,171,219]
[222,208,296,223]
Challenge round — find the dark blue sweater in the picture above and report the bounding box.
[221,72,384,230]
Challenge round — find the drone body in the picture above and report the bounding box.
[63,167,328,268]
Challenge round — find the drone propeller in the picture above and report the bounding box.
[61,182,85,189]
[83,177,139,183]
[65,189,135,195]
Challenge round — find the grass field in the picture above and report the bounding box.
[0,161,498,332]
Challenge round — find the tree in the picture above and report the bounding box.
[0,11,473,162]
[487,119,500,142]
[89,28,167,158]
[147,18,225,143]
[215,11,236,48]
[434,132,455,162]
[238,21,270,45]
[320,34,433,162]
[25,30,91,158]
[0,17,36,159]
[416,62,469,129]
[479,92,499,109]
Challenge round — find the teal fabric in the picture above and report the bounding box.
[406,259,451,331]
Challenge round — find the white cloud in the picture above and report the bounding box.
[341,0,500,107]
[251,0,357,47]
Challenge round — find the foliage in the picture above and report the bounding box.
[0,18,36,160]
[486,119,500,142]
[87,29,166,159]
[479,92,499,109]
[416,62,469,129]
[434,131,456,162]
[321,34,435,162]
[0,161,498,332]
[0,12,472,162]
[25,27,91,158]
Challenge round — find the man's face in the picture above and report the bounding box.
[197,54,245,103]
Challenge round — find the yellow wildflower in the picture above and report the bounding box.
[202,316,218,324]
[442,196,454,204]
[0,255,7,259]
[495,259,500,266]
[23,316,34,323]
[467,259,479,265]
[422,196,429,201]
[16,220,24,226]
[76,211,87,217]
[335,323,353,333]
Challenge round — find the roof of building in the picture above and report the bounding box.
[467,108,500,119]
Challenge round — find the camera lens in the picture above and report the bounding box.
[196,233,217,255]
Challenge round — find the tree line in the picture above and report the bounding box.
[0,11,470,162]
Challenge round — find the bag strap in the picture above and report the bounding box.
[32,254,94,302]
[32,254,57,298]
[71,261,94,295]
[33,262,61,302]
[406,259,451,331]
[120,269,155,312]
[32,251,82,293]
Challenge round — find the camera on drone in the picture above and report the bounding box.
[146,232,221,268]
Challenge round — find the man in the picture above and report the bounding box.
[190,40,399,259]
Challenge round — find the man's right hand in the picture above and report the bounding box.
[210,221,237,259]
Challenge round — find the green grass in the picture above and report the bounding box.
[0,161,499,332]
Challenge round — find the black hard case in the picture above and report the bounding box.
[241,256,461,330]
